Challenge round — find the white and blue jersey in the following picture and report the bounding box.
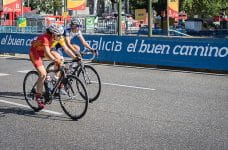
[64,28,82,41]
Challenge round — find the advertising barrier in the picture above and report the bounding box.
[0,33,227,71]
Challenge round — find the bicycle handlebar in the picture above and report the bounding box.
[80,49,98,61]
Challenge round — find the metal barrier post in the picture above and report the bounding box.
[167,0,170,36]
[118,0,122,36]
[148,0,152,37]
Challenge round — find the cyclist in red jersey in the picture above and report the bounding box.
[29,23,63,109]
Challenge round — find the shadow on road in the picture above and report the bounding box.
[0,106,72,121]
[0,92,24,101]
[0,92,73,121]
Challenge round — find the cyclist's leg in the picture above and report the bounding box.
[72,44,81,57]
[51,50,64,65]
[50,50,67,94]
[72,44,80,51]
[36,66,47,95]
[55,47,64,60]
[29,50,46,108]
[62,45,77,59]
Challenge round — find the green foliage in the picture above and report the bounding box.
[24,0,63,15]
[180,0,228,19]
[129,0,147,10]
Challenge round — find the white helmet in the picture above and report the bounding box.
[71,17,82,26]
[48,23,64,35]
[58,25,64,35]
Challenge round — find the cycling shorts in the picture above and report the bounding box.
[29,48,45,68]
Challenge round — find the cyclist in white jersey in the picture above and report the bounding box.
[63,17,96,57]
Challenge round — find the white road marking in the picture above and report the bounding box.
[17,71,156,91]
[17,70,31,73]
[102,82,156,91]
[0,73,10,76]
[0,56,13,59]
[0,99,63,116]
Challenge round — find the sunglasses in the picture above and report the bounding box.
[53,34,61,37]
[71,24,82,28]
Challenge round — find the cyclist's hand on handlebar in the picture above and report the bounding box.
[54,58,62,66]
[90,49,98,56]
[72,56,81,62]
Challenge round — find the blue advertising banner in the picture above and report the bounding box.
[0,33,227,71]
[0,33,37,54]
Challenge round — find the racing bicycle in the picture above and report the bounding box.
[23,64,89,120]
[46,49,101,103]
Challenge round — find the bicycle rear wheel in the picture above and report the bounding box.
[59,75,89,120]
[77,65,101,103]
[23,71,42,112]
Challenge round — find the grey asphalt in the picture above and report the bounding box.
[0,55,227,150]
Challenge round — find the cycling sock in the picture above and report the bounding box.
[35,93,42,98]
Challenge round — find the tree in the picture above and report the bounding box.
[180,0,228,19]
[52,0,63,15]
[129,0,147,10]
[24,0,63,15]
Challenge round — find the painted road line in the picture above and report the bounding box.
[0,99,63,116]
[0,56,13,59]
[102,82,156,91]
[17,70,32,74]
[0,73,10,76]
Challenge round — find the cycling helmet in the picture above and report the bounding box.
[47,23,58,33]
[57,25,64,35]
[48,23,64,35]
[71,17,82,26]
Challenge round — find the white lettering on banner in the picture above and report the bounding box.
[84,38,227,58]
[115,41,122,52]
[7,35,25,46]
[105,41,112,51]
[130,39,227,58]
[208,46,219,57]
[1,35,8,45]
[138,40,170,54]
[25,38,35,46]
[85,37,122,52]
[172,44,228,57]
[127,39,138,52]
[218,47,228,57]
[0,35,36,47]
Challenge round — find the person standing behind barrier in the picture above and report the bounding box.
[29,23,63,109]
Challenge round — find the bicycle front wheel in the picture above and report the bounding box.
[77,65,101,103]
[59,75,89,120]
[23,71,42,112]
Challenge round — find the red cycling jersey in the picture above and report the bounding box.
[29,33,53,68]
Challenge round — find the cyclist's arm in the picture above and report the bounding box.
[44,45,56,61]
[42,37,57,61]
[59,37,77,59]
[62,44,77,58]
[78,35,93,51]
[65,36,77,52]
